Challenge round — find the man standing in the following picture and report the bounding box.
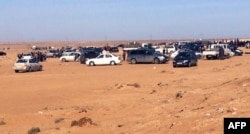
[219,46,224,60]
[122,50,126,61]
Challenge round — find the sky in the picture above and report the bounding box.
[0,0,250,42]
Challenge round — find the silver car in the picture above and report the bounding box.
[13,58,43,73]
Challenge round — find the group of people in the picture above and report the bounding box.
[17,51,47,62]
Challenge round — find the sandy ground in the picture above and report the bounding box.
[0,44,250,134]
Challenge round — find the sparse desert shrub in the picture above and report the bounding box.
[71,117,96,127]
[28,127,40,134]
[176,91,183,99]
[127,83,140,88]
[0,120,6,125]
[54,118,64,124]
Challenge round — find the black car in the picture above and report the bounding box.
[0,51,6,56]
[79,50,100,64]
[173,51,197,67]
[109,47,119,53]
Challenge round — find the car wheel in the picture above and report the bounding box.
[110,61,116,65]
[131,59,137,64]
[80,60,85,64]
[62,58,66,62]
[39,66,43,71]
[188,62,192,67]
[194,62,198,66]
[154,58,160,64]
[173,64,176,68]
[28,67,32,72]
[15,70,19,73]
[89,61,95,66]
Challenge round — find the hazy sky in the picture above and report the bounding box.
[0,0,250,42]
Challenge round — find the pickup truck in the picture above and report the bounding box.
[202,48,219,59]
[202,43,233,59]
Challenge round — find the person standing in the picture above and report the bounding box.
[102,49,107,55]
[219,46,224,60]
[122,51,126,61]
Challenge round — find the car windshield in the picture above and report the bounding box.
[62,53,70,56]
[97,55,104,58]
[176,52,190,58]
[16,59,28,63]
[154,51,162,55]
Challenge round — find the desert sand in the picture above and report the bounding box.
[0,43,250,134]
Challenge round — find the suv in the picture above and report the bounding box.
[59,52,81,62]
[127,48,168,64]
[46,49,62,58]
[173,51,197,67]
[79,50,100,64]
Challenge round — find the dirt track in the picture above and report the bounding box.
[0,46,250,134]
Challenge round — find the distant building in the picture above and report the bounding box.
[239,38,250,42]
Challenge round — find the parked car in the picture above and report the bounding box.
[46,49,62,58]
[170,44,202,59]
[202,48,219,59]
[233,49,243,56]
[22,53,33,59]
[0,51,6,56]
[166,45,176,54]
[109,47,119,53]
[127,48,168,64]
[86,53,121,66]
[13,58,42,73]
[59,52,81,62]
[173,51,198,67]
[228,44,243,56]
[80,50,100,64]
[203,43,233,59]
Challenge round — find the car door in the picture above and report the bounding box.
[29,59,37,70]
[104,54,112,64]
[191,52,197,64]
[95,54,104,65]
[137,50,146,62]
[145,50,154,62]
[68,53,76,61]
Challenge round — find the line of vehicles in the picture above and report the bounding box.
[12,41,244,73]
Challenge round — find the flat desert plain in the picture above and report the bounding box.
[0,45,250,134]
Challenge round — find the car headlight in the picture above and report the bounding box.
[183,60,189,63]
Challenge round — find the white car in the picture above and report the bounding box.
[59,52,81,62]
[170,49,180,59]
[13,58,42,73]
[86,53,121,66]
[170,49,202,59]
[166,45,176,54]
[22,53,33,59]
